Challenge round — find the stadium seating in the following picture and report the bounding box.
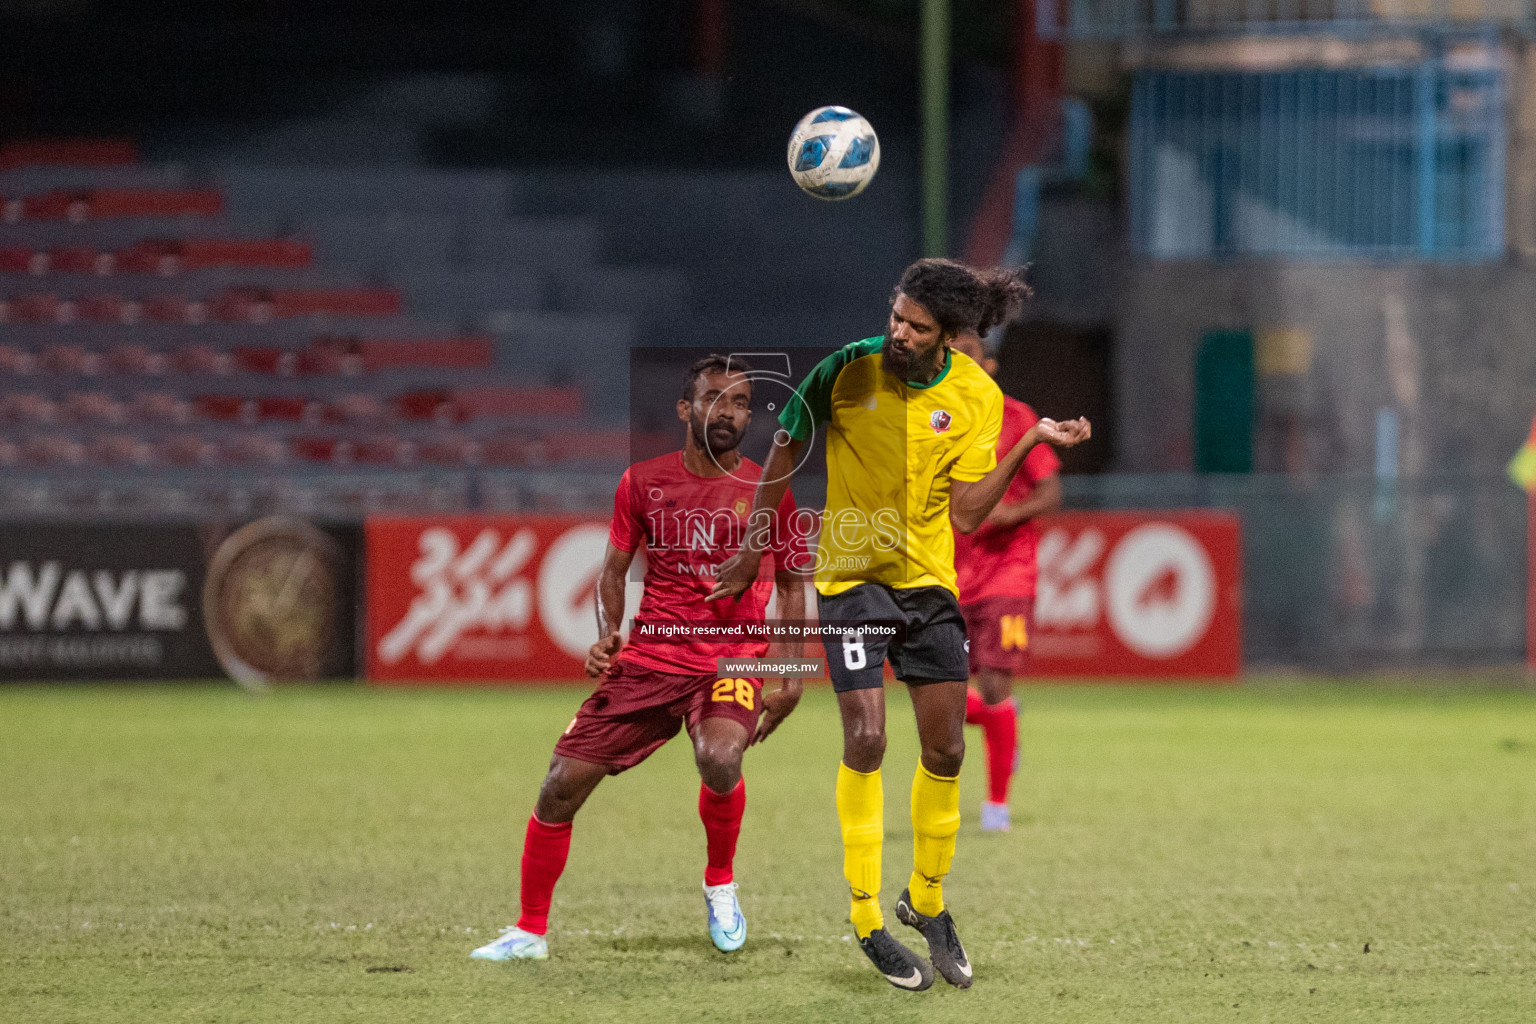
[3,189,223,224]
[0,140,707,493]
[0,139,139,170]
[0,239,309,275]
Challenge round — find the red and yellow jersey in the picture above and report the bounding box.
[954,396,1059,602]
[779,336,1003,597]
[609,451,804,675]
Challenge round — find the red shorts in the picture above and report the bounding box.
[960,595,1035,676]
[553,659,764,774]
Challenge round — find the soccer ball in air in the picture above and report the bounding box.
[786,106,880,200]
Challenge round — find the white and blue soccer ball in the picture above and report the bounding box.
[787,106,880,201]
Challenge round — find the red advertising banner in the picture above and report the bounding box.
[1029,511,1242,679]
[365,510,1242,683]
[365,516,605,683]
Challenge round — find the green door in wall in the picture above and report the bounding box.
[1194,329,1253,473]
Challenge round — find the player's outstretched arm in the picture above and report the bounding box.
[950,418,1090,534]
[754,561,807,745]
[985,473,1062,529]
[707,434,805,603]
[586,542,634,677]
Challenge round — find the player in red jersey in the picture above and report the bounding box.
[949,330,1061,834]
[471,355,808,963]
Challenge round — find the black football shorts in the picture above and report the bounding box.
[817,583,969,691]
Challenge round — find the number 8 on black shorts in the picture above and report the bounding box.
[817,582,970,691]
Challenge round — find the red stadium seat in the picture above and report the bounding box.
[105,345,165,375]
[0,293,65,323]
[354,336,494,370]
[145,294,211,323]
[269,288,401,318]
[60,392,126,425]
[159,433,216,467]
[254,395,314,423]
[231,346,293,376]
[5,287,396,323]
[293,344,353,375]
[110,245,177,277]
[40,344,102,375]
[390,387,583,424]
[193,394,249,423]
[0,139,138,169]
[0,344,37,374]
[0,393,57,424]
[45,247,104,274]
[129,392,191,425]
[0,246,37,273]
[92,189,221,220]
[209,288,267,323]
[291,436,353,465]
[116,239,311,275]
[220,433,287,466]
[4,192,75,223]
[323,393,388,424]
[20,188,221,222]
[184,239,310,270]
[168,345,231,375]
[21,434,85,467]
[393,389,463,424]
[78,293,136,323]
[89,433,155,467]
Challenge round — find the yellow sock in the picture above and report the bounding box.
[836,762,884,938]
[909,763,960,917]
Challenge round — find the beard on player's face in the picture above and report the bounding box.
[882,333,945,381]
[692,412,744,456]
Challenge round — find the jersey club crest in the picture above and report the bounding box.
[930,409,952,434]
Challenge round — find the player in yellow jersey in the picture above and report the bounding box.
[709,258,1090,991]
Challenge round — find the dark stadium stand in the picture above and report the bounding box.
[0,119,915,516]
[0,142,653,488]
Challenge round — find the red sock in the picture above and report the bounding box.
[516,815,572,935]
[699,778,746,886]
[965,686,986,725]
[983,698,1018,804]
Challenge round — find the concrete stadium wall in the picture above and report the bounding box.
[1114,260,1536,475]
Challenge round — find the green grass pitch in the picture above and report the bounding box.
[2,679,1533,1023]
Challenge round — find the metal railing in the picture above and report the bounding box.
[1064,473,1528,670]
[1128,60,1505,259]
[1039,0,1533,39]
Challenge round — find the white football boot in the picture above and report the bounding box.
[703,881,747,952]
[980,800,1012,833]
[470,925,548,961]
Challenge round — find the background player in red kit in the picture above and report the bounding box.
[949,331,1061,834]
[472,355,807,962]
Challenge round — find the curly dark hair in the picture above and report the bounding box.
[681,354,753,403]
[894,259,1031,338]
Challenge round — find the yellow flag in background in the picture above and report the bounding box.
[1508,416,1536,491]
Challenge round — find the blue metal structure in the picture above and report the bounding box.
[1002,98,1094,265]
[1033,0,1523,261]
[1039,0,1532,40]
[1128,58,1505,259]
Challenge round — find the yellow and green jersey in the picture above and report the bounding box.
[779,336,1004,596]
